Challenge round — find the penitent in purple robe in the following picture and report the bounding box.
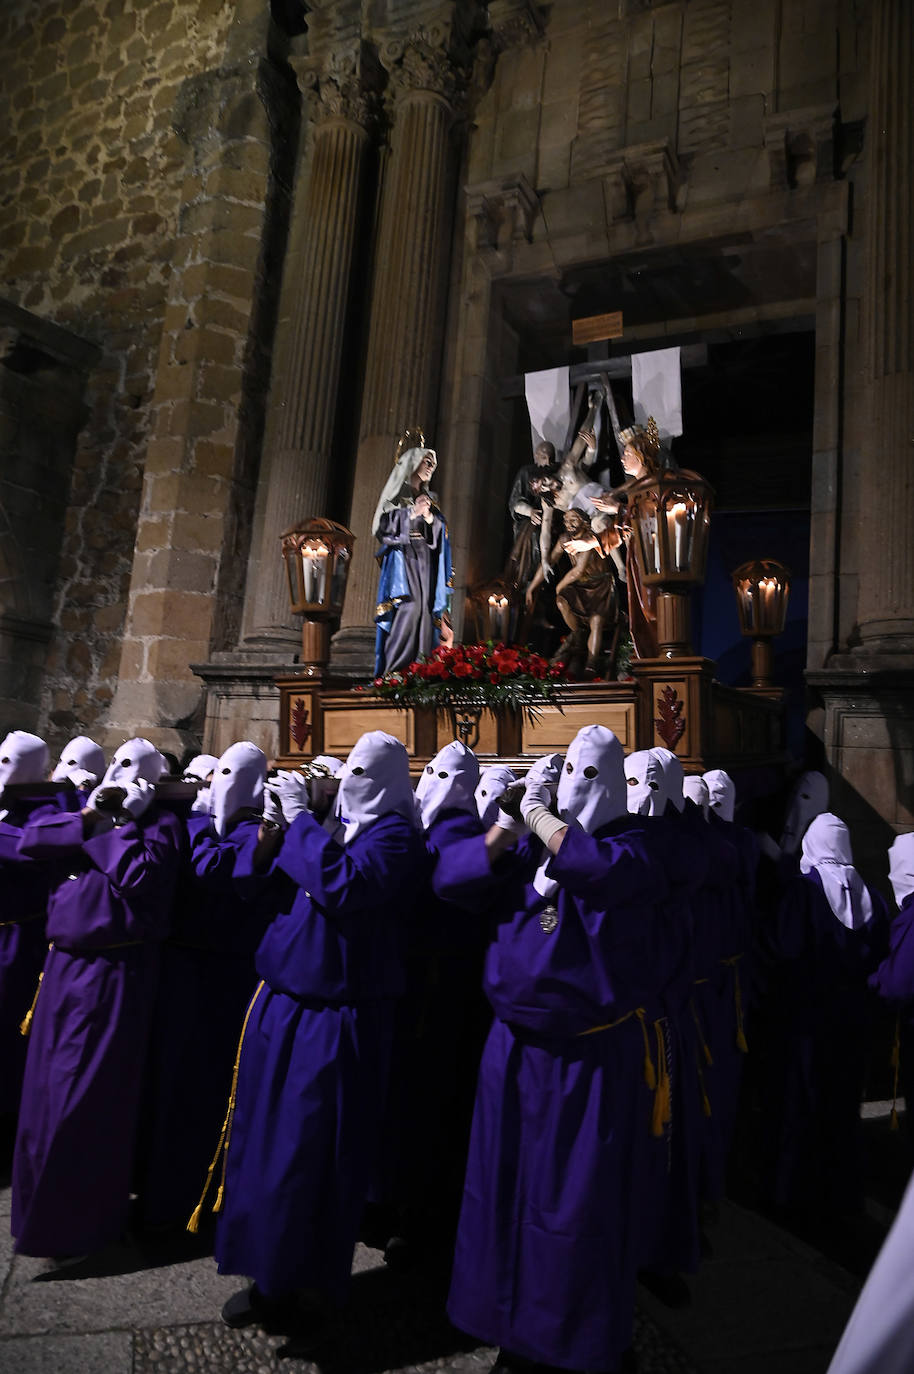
[378,808,497,1248]
[137,815,279,1228]
[214,810,426,1302]
[763,867,887,1212]
[442,820,679,1373]
[0,795,67,1120]
[869,891,914,1151]
[11,807,183,1257]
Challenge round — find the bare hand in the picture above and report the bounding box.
[414,493,433,522]
[590,492,618,514]
[531,512,542,526]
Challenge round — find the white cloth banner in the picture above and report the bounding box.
[826,1166,914,1374]
[631,347,682,439]
[525,366,570,453]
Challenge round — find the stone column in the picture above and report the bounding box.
[242,51,375,646]
[855,0,914,653]
[334,35,463,669]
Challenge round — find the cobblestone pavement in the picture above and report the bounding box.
[0,1184,859,1374]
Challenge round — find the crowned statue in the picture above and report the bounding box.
[373,428,453,678]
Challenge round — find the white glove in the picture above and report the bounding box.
[68,768,98,790]
[494,806,525,837]
[262,786,287,829]
[272,770,311,824]
[521,753,563,823]
[190,785,211,816]
[121,778,156,820]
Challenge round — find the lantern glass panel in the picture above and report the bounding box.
[637,501,662,576]
[329,544,350,609]
[300,539,330,605]
[285,547,301,607]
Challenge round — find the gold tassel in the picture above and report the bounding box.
[732,960,749,1054]
[19,950,50,1037]
[636,1009,657,1091]
[186,980,265,1234]
[691,998,714,1067]
[650,1020,672,1137]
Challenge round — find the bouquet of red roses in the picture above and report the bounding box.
[369,641,562,715]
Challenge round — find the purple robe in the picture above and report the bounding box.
[762,867,888,1212]
[214,810,426,1301]
[11,807,182,1256]
[869,892,914,1148]
[378,808,495,1246]
[443,820,679,1373]
[137,816,279,1227]
[0,799,58,1120]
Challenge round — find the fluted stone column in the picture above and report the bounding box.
[335,37,462,663]
[855,0,914,653]
[242,52,374,645]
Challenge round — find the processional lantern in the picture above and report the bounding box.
[280,517,355,674]
[732,557,791,688]
[626,466,714,657]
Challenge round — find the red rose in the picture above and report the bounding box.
[489,673,500,683]
[452,661,472,677]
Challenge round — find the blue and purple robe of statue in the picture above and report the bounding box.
[11,806,183,1256]
[440,819,680,1373]
[213,809,426,1302]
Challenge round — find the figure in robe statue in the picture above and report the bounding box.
[373,431,452,677]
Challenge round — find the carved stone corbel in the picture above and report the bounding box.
[466,172,539,254]
[764,105,838,189]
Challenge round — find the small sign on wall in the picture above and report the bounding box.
[572,312,623,346]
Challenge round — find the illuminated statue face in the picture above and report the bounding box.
[622,443,646,477]
[533,443,555,467]
[416,452,436,481]
[563,510,586,537]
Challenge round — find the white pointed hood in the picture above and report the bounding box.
[415,740,480,830]
[683,775,710,820]
[475,765,517,827]
[556,724,626,834]
[800,812,873,929]
[889,834,914,908]
[183,754,219,783]
[625,749,665,816]
[704,769,736,823]
[210,742,266,837]
[0,732,49,790]
[51,736,106,786]
[333,731,418,844]
[102,738,167,788]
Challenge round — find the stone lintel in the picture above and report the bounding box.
[0,298,101,375]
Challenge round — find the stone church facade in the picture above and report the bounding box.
[1,0,912,869]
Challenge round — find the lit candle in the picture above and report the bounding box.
[301,541,329,603]
[759,576,777,628]
[669,502,689,569]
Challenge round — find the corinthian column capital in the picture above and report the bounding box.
[381,28,469,111]
[291,45,381,131]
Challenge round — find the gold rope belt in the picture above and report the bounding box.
[188,979,266,1234]
[0,911,45,928]
[578,1007,671,1138]
[20,939,145,1037]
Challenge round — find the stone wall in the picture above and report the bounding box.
[0,0,235,746]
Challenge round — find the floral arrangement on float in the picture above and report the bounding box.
[363,642,561,743]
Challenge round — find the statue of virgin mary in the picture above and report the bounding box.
[373,430,452,677]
